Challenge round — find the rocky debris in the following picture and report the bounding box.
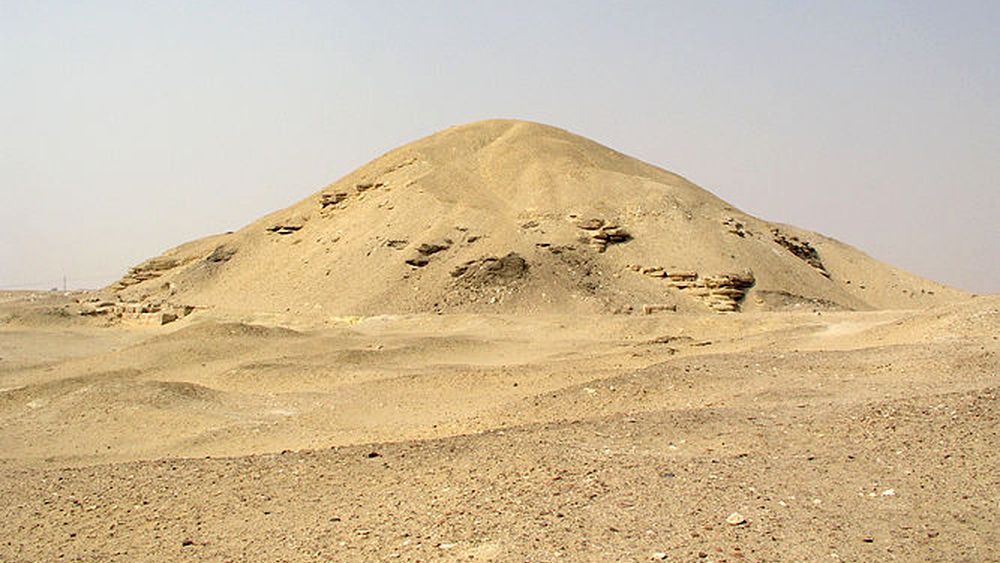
[385,239,408,249]
[113,257,184,290]
[642,304,677,315]
[267,222,303,235]
[771,228,829,277]
[319,192,349,208]
[754,290,847,311]
[545,244,575,255]
[644,334,694,344]
[651,552,669,561]
[632,268,755,312]
[689,272,756,312]
[576,218,605,231]
[443,253,531,309]
[723,216,750,237]
[590,226,632,252]
[78,299,193,325]
[355,181,385,193]
[206,245,237,263]
[665,271,698,286]
[380,156,418,174]
[575,218,632,252]
[450,253,529,283]
[416,240,452,256]
[406,239,453,268]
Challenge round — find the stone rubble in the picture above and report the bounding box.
[628,266,756,313]
[771,228,829,277]
[78,298,194,325]
[575,218,632,252]
[113,257,185,290]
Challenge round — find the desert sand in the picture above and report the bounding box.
[1,120,996,562]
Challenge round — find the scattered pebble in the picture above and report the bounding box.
[726,512,747,526]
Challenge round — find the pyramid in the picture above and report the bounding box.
[105,119,964,318]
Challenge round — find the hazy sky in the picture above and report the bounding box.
[2,1,997,292]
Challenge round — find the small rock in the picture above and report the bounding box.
[651,552,669,560]
[726,512,747,526]
[881,489,895,496]
[355,181,384,192]
[405,256,429,268]
[577,218,605,230]
[206,245,237,263]
[416,241,451,255]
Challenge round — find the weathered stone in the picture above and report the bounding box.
[355,181,384,192]
[267,224,303,235]
[416,240,452,255]
[319,192,349,208]
[642,304,677,315]
[666,271,698,281]
[772,228,829,277]
[112,256,185,289]
[451,253,529,283]
[599,226,632,242]
[206,245,236,263]
[577,218,605,230]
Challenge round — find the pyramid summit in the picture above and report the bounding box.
[106,119,963,319]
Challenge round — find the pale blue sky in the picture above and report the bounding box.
[2,1,997,292]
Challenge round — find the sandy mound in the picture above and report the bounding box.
[102,119,963,317]
[152,321,303,341]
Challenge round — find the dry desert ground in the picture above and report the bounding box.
[1,292,996,562]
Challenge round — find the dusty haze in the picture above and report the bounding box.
[1,2,997,293]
